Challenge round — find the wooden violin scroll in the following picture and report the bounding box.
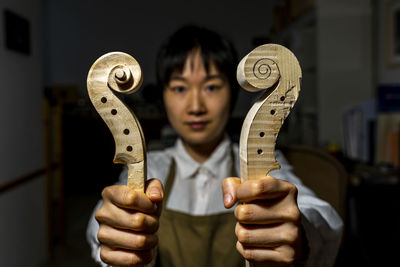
[238,44,302,182]
[87,52,146,191]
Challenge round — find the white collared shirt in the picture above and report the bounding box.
[87,135,343,267]
[152,136,234,215]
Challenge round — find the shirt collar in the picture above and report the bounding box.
[173,134,232,180]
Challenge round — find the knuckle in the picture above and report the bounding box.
[152,218,160,232]
[251,177,275,196]
[146,217,159,233]
[130,213,145,229]
[289,182,297,193]
[95,206,110,223]
[250,180,264,195]
[236,227,250,244]
[94,209,103,222]
[283,226,299,244]
[127,253,140,266]
[292,208,301,222]
[97,226,107,244]
[99,247,111,264]
[287,182,298,197]
[138,250,154,265]
[101,188,107,199]
[280,250,296,265]
[101,186,112,200]
[134,234,157,250]
[287,205,301,222]
[135,234,148,248]
[280,202,300,222]
[235,222,240,236]
[126,250,154,266]
[242,248,255,261]
[236,205,253,222]
[123,190,136,206]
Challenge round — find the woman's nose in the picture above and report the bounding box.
[187,89,206,115]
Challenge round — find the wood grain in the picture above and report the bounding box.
[237,44,302,181]
[87,52,146,190]
[237,43,302,267]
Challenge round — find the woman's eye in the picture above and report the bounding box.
[172,86,186,93]
[205,85,219,92]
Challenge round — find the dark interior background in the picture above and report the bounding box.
[1,0,399,266]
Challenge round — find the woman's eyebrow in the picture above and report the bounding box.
[204,74,224,82]
[169,75,186,81]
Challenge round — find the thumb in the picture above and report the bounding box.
[145,178,164,202]
[222,177,241,209]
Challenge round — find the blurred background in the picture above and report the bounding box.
[1,0,399,266]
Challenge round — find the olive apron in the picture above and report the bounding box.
[156,153,244,267]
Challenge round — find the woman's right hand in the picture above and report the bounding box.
[95,178,164,266]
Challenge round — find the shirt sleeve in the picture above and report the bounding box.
[86,199,107,266]
[271,151,344,267]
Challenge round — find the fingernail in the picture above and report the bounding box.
[224,193,233,204]
[149,188,161,198]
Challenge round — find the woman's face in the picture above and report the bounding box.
[163,50,231,148]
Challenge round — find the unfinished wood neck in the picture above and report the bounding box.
[87,52,146,190]
[237,44,302,182]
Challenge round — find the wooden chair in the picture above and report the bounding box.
[280,145,348,220]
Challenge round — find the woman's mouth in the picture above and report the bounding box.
[186,121,209,130]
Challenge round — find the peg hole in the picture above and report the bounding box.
[270,110,276,115]
[257,149,263,155]
[259,132,265,137]
[101,97,107,103]
[111,109,117,115]
[280,96,285,101]
[126,146,133,152]
[123,129,130,135]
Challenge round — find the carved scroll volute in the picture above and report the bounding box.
[237,44,302,182]
[87,52,146,191]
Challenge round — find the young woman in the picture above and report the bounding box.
[87,25,343,267]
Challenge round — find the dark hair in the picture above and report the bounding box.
[156,25,239,110]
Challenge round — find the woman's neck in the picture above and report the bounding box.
[182,135,224,164]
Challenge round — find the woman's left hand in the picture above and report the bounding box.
[222,176,306,266]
